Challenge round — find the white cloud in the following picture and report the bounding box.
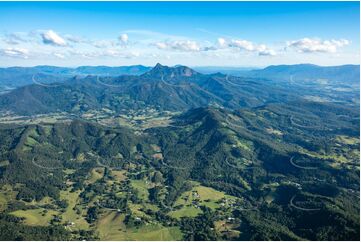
[154,40,201,52]
[2,33,28,45]
[67,48,140,59]
[152,37,277,56]
[218,38,276,56]
[4,28,354,65]
[119,34,129,44]
[256,44,277,56]
[53,52,65,59]
[41,30,67,46]
[217,38,227,48]
[229,39,255,51]
[287,38,350,53]
[154,42,168,49]
[0,47,29,58]
[92,40,116,48]
[65,35,87,44]
[101,49,140,58]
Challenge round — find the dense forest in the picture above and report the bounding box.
[0,64,359,240]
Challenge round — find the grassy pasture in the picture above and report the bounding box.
[96,211,182,240]
[10,208,58,226]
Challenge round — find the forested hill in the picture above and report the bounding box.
[0,102,359,240]
[0,63,359,240]
[0,64,300,115]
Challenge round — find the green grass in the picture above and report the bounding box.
[169,206,201,219]
[86,167,104,184]
[96,211,182,240]
[24,128,40,146]
[266,128,283,136]
[143,203,160,212]
[202,200,221,210]
[264,191,276,204]
[0,185,17,211]
[28,128,39,137]
[128,203,152,220]
[41,125,52,136]
[59,189,89,230]
[25,136,39,146]
[26,196,54,207]
[238,177,251,190]
[335,135,359,145]
[10,208,58,226]
[129,224,182,240]
[214,220,240,239]
[174,185,226,207]
[300,148,349,164]
[0,160,9,167]
[230,135,253,152]
[64,169,76,175]
[195,186,226,200]
[111,170,127,181]
[0,193,7,211]
[131,179,149,201]
[96,211,126,240]
[150,144,162,152]
[170,184,238,219]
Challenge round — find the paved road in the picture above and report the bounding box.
[161,75,224,102]
[289,195,321,211]
[96,158,123,170]
[96,201,122,212]
[31,157,62,170]
[289,156,318,170]
[160,159,188,170]
[336,114,359,120]
[289,115,321,129]
[32,75,62,87]
[160,75,189,88]
[96,75,122,88]
[224,75,243,87]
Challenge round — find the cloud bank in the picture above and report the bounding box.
[0,47,29,58]
[0,29,355,66]
[154,40,201,52]
[287,38,350,53]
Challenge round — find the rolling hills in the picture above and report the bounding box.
[0,64,304,115]
[0,63,359,240]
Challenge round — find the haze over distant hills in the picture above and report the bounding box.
[242,64,360,84]
[2,63,359,116]
[0,65,151,89]
[0,64,359,90]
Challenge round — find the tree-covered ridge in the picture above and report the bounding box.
[2,64,358,116]
[0,98,359,240]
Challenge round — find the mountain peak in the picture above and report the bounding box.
[154,63,164,68]
[143,63,199,78]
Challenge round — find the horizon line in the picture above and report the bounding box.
[0,63,360,69]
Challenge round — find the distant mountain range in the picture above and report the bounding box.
[0,63,300,115]
[0,65,151,89]
[0,63,359,116]
[0,64,359,90]
[242,64,360,84]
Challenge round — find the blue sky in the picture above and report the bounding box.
[0,1,359,67]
